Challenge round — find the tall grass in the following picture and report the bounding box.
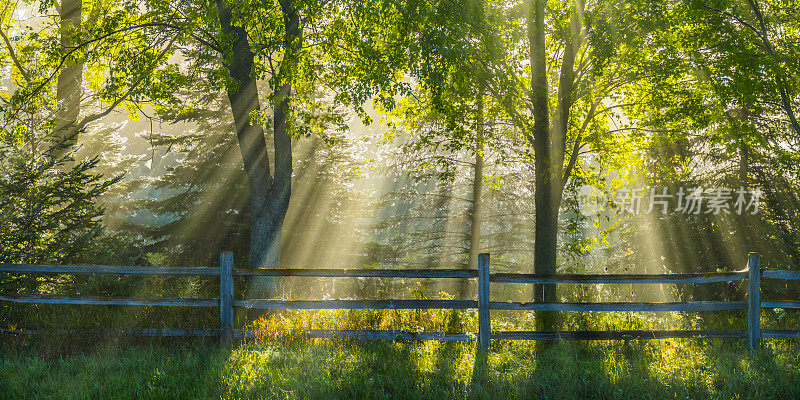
[2,338,800,399]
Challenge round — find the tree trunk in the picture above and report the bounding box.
[465,88,485,299]
[271,0,300,269]
[528,0,561,332]
[528,0,582,331]
[533,164,561,328]
[740,0,800,136]
[734,109,751,268]
[53,0,83,153]
[216,0,301,297]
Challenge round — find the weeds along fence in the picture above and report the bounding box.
[2,252,799,350]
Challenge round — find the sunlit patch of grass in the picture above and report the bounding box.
[6,307,800,400]
[4,339,800,399]
[244,296,479,338]
[244,307,745,341]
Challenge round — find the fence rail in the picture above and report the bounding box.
[2,251,800,350]
[234,299,477,310]
[0,264,220,276]
[0,294,217,307]
[235,268,478,278]
[488,301,747,312]
[490,272,747,284]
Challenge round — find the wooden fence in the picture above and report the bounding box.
[2,252,799,350]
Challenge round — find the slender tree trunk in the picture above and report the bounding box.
[53,0,83,153]
[739,143,749,187]
[270,0,300,270]
[735,109,751,270]
[741,0,800,136]
[465,88,485,299]
[217,0,300,297]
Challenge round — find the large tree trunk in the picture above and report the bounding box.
[528,0,560,331]
[53,0,83,153]
[217,0,300,297]
[528,0,581,331]
[533,165,561,330]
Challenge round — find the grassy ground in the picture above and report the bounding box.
[2,338,800,399]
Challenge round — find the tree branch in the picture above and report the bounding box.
[74,30,182,132]
[0,25,31,83]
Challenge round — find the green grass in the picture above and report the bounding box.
[2,338,800,399]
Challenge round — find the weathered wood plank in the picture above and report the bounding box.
[491,330,747,340]
[762,329,800,339]
[2,326,751,341]
[490,272,747,284]
[235,329,476,341]
[761,269,800,280]
[0,326,472,340]
[234,268,478,278]
[219,252,234,345]
[761,301,800,309]
[478,253,491,351]
[0,294,218,307]
[0,264,220,276]
[490,301,747,312]
[0,322,758,341]
[120,328,219,337]
[234,299,478,310]
[0,327,220,337]
[748,253,761,350]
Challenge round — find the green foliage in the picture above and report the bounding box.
[0,137,119,265]
[614,0,800,271]
[2,0,800,350]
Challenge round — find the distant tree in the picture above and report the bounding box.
[0,132,119,278]
[364,0,660,329]
[369,84,540,299]
[618,0,800,271]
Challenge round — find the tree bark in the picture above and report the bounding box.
[53,0,83,153]
[527,0,581,331]
[216,0,301,297]
[465,87,485,299]
[528,0,559,332]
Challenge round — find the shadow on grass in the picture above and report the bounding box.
[4,338,800,399]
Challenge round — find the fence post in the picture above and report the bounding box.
[478,253,491,351]
[747,252,761,350]
[220,251,234,345]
